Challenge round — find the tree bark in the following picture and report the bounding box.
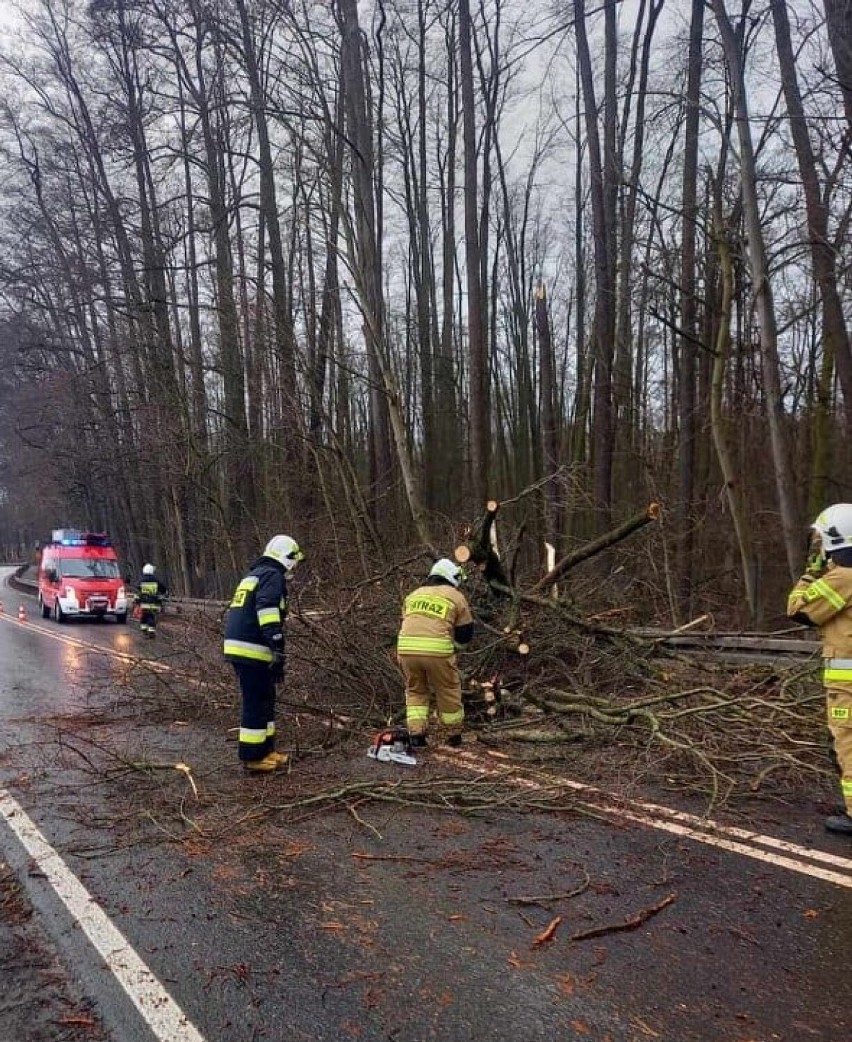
[711,0,802,580]
[770,0,852,462]
[710,184,758,621]
[675,0,705,621]
[459,0,489,506]
[824,0,852,131]
[574,0,617,518]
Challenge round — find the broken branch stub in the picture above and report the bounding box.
[530,503,661,594]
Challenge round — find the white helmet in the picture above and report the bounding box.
[812,504,852,553]
[263,534,304,571]
[429,558,466,588]
[142,563,155,575]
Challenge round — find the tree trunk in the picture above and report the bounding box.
[574,0,617,518]
[711,0,802,580]
[459,0,489,506]
[675,0,705,621]
[824,0,852,131]
[710,186,758,621]
[770,0,852,453]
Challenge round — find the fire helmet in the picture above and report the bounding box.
[811,504,852,554]
[263,535,304,571]
[429,558,466,588]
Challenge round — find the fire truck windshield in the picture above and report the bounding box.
[58,559,121,580]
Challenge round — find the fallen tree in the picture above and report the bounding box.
[43,495,828,824]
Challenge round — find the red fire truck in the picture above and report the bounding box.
[38,530,129,624]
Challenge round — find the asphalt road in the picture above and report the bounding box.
[2,566,852,1042]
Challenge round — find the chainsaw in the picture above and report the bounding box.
[367,726,417,767]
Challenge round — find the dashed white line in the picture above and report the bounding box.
[0,789,207,1042]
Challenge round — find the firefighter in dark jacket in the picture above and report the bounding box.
[397,558,474,748]
[135,563,168,638]
[223,535,304,772]
[788,504,852,834]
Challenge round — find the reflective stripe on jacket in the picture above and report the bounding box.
[137,578,166,609]
[825,658,852,684]
[397,582,473,658]
[787,563,852,684]
[223,558,287,664]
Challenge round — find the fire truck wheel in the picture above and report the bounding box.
[52,599,65,624]
[39,596,49,619]
[115,612,128,624]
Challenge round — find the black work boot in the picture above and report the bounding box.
[824,812,852,835]
[409,734,428,748]
[446,734,462,748]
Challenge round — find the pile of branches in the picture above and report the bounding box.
[79,498,828,817]
[269,500,826,808]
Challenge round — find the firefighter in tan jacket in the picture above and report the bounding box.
[397,559,474,748]
[788,503,852,834]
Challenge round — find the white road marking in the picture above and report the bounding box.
[437,750,852,888]
[0,789,207,1042]
[0,609,198,681]
[6,588,852,888]
[459,751,852,871]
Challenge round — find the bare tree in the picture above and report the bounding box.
[711,0,801,580]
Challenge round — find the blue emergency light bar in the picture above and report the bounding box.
[50,529,112,547]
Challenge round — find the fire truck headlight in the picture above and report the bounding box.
[64,587,78,604]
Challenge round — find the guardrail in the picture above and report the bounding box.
[3,563,820,656]
[630,628,819,656]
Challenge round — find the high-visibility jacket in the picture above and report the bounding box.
[787,563,852,684]
[397,579,473,656]
[136,576,168,610]
[223,557,288,665]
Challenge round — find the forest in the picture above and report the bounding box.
[0,0,849,628]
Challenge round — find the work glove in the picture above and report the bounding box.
[805,531,827,578]
[269,645,285,683]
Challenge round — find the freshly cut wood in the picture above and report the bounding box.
[455,500,509,589]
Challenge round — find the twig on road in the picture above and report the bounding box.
[569,893,677,942]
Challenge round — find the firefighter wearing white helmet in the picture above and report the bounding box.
[223,534,304,772]
[134,563,168,638]
[788,504,852,834]
[396,557,474,748]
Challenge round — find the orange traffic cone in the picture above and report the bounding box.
[18,603,27,622]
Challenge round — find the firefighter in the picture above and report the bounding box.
[788,503,852,834]
[223,534,304,772]
[135,563,168,638]
[397,558,474,748]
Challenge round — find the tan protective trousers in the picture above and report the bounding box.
[826,685,852,812]
[399,653,464,738]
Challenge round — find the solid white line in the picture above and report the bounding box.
[7,590,851,886]
[438,750,852,888]
[0,610,196,680]
[452,749,852,871]
[608,792,852,870]
[0,789,207,1042]
[611,805,852,889]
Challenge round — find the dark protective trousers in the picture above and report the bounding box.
[233,662,277,762]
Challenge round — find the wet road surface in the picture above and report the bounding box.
[2,567,852,1042]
